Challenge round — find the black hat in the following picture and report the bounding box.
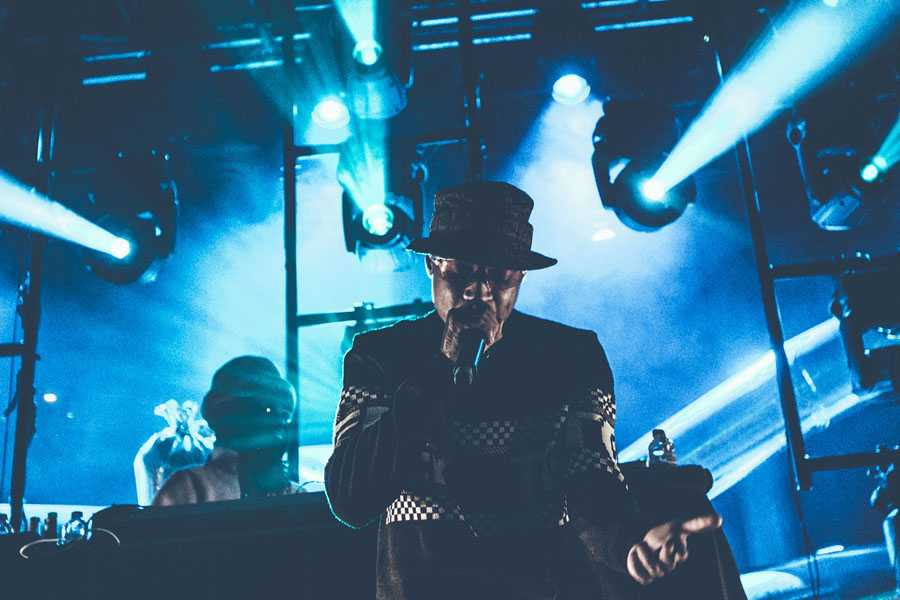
[407,181,557,270]
[201,356,295,423]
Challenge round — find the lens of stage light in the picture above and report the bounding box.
[872,155,888,170]
[353,39,383,67]
[860,163,880,182]
[552,74,591,106]
[641,179,666,202]
[362,203,395,237]
[42,392,58,404]
[312,97,351,129]
[110,238,132,260]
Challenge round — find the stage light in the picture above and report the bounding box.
[353,39,383,67]
[786,55,898,231]
[82,151,178,285]
[592,99,696,231]
[552,74,591,105]
[361,203,395,237]
[312,97,351,129]
[342,191,419,272]
[337,133,425,271]
[831,258,900,393]
[649,0,894,198]
[337,0,411,120]
[640,179,666,202]
[822,0,839,7]
[111,238,132,259]
[860,162,880,183]
[42,393,58,404]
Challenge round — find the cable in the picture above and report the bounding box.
[90,527,122,546]
[18,538,57,559]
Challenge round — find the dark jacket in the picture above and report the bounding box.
[324,310,643,599]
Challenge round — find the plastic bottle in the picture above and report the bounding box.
[647,429,677,467]
[60,511,88,545]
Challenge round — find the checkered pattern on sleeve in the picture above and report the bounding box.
[385,490,466,524]
[574,388,615,428]
[332,385,380,447]
[565,386,626,484]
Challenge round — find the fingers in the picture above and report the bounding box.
[627,541,671,586]
[626,544,653,586]
[680,513,723,535]
[660,536,689,571]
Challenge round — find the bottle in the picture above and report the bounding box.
[134,399,214,505]
[647,429,677,467]
[28,516,43,536]
[44,512,59,540]
[60,511,88,545]
[0,513,10,535]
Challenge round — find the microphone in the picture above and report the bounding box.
[452,329,486,386]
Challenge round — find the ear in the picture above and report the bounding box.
[425,255,435,279]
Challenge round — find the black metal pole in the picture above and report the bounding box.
[281,29,301,481]
[710,44,810,490]
[9,109,54,532]
[458,1,485,180]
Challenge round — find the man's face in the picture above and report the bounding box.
[426,256,525,324]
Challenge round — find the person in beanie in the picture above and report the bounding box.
[153,355,301,505]
[324,181,721,599]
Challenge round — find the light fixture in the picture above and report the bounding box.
[82,150,178,284]
[312,97,351,129]
[353,39,383,67]
[338,137,425,271]
[552,74,591,106]
[339,3,411,120]
[592,98,696,231]
[786,59,897,232]
[830,257,900,393]
[361,203,395,237]
[347,60,408,120]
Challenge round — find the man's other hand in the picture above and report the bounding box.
[625,513,723,586]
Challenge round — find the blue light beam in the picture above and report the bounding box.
[873,112,900,171]
[0,171,131,258]
[620,318,839,463]
[337,120,388,210]
[651,0,898,194]
[335,0,377,45]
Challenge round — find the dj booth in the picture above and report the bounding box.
[4,493,376,599]
[1,464,746,599]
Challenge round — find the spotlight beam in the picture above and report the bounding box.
[0,172,129,258]
[874,111,900,170]
[619,317,840,463]
[335,0,377,45]
[651,0,898,194]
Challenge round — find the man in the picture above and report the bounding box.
[154,355,301,505]
[324,182,720,599]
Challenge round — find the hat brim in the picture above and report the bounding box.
[406,237,557,270]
